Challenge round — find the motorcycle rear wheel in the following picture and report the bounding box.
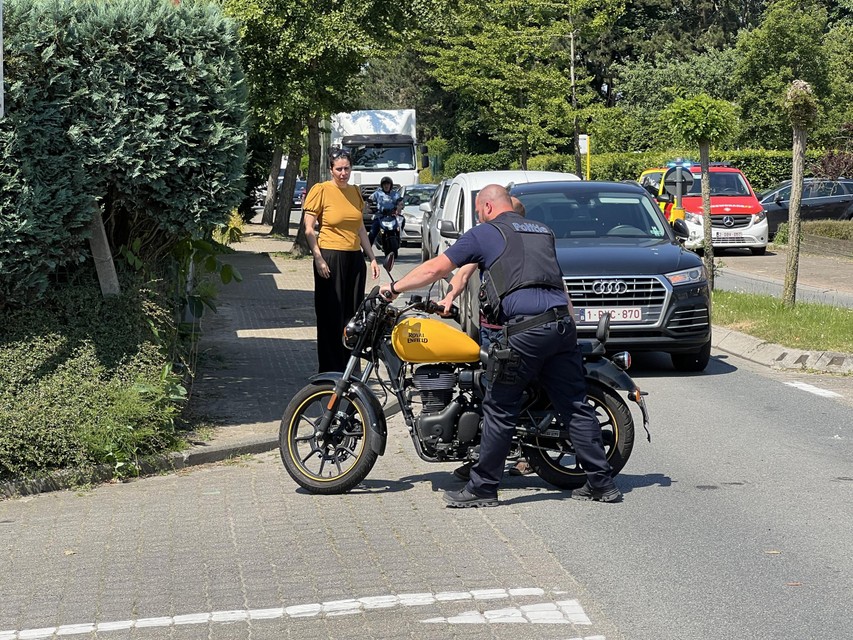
[279,383,379,494]
[522,382,635,489]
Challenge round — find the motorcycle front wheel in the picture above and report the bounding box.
[522,382,635,490]
[279,382,380,494]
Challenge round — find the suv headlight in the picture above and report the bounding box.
[684,211,702,225]
[665,265,707,286]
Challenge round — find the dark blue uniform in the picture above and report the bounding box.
[445,214,614,498]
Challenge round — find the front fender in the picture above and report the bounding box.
[308,373,387,456]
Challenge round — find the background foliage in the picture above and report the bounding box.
[0,0,247,309]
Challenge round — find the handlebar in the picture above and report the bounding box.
[366,287,459,323]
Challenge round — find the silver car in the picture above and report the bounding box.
[419,179,451,261]
[397,184,437,247]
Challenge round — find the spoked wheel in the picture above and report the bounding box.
[522,383,635,489]
[279,383,379,494]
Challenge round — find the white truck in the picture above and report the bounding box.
[329,109,428,214]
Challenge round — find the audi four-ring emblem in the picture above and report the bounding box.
[592,280,629,295]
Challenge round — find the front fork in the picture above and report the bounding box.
[315,355,375,436]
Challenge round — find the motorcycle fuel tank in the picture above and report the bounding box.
[392,317,480,363]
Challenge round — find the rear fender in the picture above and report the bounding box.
[308,373,387,456]
[585,359,651,442]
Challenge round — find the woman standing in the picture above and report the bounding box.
[303,150,380,372]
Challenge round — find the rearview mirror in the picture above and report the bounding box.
[656,193,673,204]
[438,219,460,239]
[384,253,395,274]
[595,313,611,343]
[672,218,689,240]
[419,202,432,214]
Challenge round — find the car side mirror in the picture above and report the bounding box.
[672,218,689,240]
[438,219,460,239]
[419,202,432,214]
[657,193,673,204]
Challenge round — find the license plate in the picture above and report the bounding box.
[713,229,743,239]
[579,307,642,323]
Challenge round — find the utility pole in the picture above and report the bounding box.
[569,29,581,177]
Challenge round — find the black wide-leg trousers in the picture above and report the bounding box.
[314,249,367,373]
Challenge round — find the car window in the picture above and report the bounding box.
[775,185,792,200]
[520,190,669,239]
[807,181,842,198]
[686,172,750,196]
[640,172,663,195]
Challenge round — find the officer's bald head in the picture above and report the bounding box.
[475,184,514,222]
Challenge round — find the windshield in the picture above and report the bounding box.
[686,172,751,197]
[346,144,415,170]
[515,189,670,240]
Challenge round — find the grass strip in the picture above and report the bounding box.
[712,290,853,353]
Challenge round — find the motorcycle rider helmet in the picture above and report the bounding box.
[380,176,393,190]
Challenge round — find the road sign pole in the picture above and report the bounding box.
[585,136,590,181]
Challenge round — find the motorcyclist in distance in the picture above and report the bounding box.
[368,177,401,246]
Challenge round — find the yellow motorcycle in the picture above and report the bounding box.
[279,271,650,495]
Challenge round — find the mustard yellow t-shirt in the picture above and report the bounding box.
[303,181,365,251]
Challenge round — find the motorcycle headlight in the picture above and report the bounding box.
[755,210,767,223]
[342,320,360,349]
[665,265,707,286]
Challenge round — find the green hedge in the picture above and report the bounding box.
[0,269,183,480]
[0,0,247,309]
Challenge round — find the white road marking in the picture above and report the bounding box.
[0,587,599,639]
[785,381,842,398]
[423,599,593,625]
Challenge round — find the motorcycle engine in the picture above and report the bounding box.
[412,364,455,413]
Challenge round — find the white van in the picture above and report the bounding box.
[434,170,580,336]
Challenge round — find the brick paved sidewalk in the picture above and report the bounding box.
[182,224,316,459]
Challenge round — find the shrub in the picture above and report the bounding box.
[0,268,185,480]
[0,0,247,309]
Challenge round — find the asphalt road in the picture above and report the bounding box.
[1,245,851,640]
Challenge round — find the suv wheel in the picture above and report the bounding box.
[670,339,711,372]
[750,246,767,256]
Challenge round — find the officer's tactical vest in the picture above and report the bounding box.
[479,212,564,324]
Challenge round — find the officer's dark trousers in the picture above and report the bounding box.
[468,318,613,498]
[314,248,366,373]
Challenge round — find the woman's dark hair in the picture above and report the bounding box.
[328,148,352,168]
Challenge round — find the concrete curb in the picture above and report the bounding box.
[711,326,853,374]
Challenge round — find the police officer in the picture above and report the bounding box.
[379,184,621,507]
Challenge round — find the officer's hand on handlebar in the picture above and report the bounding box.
[379,283,397,301]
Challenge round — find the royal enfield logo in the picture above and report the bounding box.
[723,216,735,227]
[592,280,629,295]
[407,331,428,344]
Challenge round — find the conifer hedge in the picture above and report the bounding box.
[0,0,247,309]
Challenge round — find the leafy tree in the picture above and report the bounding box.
[734,0,828,149]
[661,94,738,289]
[815,22,853,145]
[782,80,819,307]
[425,0,623,169]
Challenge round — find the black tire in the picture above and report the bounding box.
[522,383,635,490]
[421,242,430,262]
[279,383,380,494]
[750,246,767,255]
[670,338,711,372]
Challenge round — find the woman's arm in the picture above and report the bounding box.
[304,212,329,279]
[358,224,380,279]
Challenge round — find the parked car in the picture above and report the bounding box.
[419,179,451,262]
[759,178,853,237]
[639,164,769,255]
[292,180,307,209]
[434,169,580,335]
[444,180,712,371]
[396,184,437,246]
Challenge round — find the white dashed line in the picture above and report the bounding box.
[785,381,842,398]
[0,587,602,639]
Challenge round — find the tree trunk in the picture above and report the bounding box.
[292,115,322,258]
[89,208,121,297]
[699,141,714,290]
[262,147,283,226]
[783,127,807,307]
[272,143,302,237]
[569,31,582,178]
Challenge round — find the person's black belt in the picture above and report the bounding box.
[505,306,571,337]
